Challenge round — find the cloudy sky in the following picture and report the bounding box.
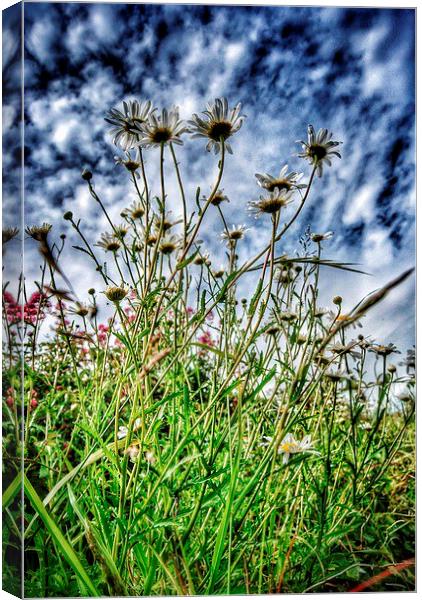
[2,2,415,351]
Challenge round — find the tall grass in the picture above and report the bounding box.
[2,99,415,596]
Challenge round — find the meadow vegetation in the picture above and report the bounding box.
[2,98,415,596]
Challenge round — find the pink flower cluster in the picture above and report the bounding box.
[198,330,215,347]
[5,387,15,408]
[124,306,136,323]
[3,291,50,326]
[97,323,109,345]
[29,389,39,409]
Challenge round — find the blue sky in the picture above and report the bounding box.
[2,2,415,350]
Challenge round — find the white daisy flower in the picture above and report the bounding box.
[114,149,141,176]
[297,125,342,177]
[255,164,307,193]
[188,97,245,154]
[262,433,314,465]
[310,231,334,243]
[248,189,294,218]
[277,433,313,464]
[220,224,249,245]
[105,99,156,150]
[135,106,187,148]
[159,234,181,255]
[117,417,142,439]
[200,188,230,207]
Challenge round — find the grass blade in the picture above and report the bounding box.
[23,474,100,597]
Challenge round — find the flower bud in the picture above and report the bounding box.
[333,295,343,306]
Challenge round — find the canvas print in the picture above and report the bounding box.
[2,2,416,597]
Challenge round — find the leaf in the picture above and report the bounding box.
[191,342,227,358]
[2,474,20,509]
[247,256,369,275]
[24,475,100,597]
[176,250,200,270]
[72,245,92,256]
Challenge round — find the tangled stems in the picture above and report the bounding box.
[11,112,415,597]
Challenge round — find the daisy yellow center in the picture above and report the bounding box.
[211,194,226,206]
[266,179,292,192]
[309,144,327,161]
[131,208,144,219]
[124,160,140,172]
[160,242,176,254]
[208,121,233,142]
[151,127,173,143]
[229,230,243,240]
[107,241,121,252]
[258,197,286,214]
[281,442,294,453]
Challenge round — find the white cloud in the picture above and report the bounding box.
[343,181,380,226]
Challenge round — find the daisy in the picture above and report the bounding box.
[113,224,129,240]
[153,213,183,232]
[255,164,307,193]
[248,190,294,218]
[105,99,155,150]
[188,97,245,154]
[263,433,313,465]
[297,125,342,177]
[276,267,296,285]
[314,306,329,318]
[96,233,121,253]
[220,224,248,245]
[324,369,350,382]
[265,324,281,336]
[117,417,142,439]
[2,227,19,244]
[212,268,225,279]
[201,188,230,207]
[399,347,415,373]
[368,343,400,357]
[135,106,187,147]
[25,223,52,242]
[311,231,334,243]
[114,150,141,174]
[159,235,181,255]
[125,200,145,220]
[193,251,211,266]
[68,302,90,318]
[278,311,298,322]
[329,341,361,359]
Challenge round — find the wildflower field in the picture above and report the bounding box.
[2,98,415,596]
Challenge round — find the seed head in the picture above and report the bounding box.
[104,286,128,303]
